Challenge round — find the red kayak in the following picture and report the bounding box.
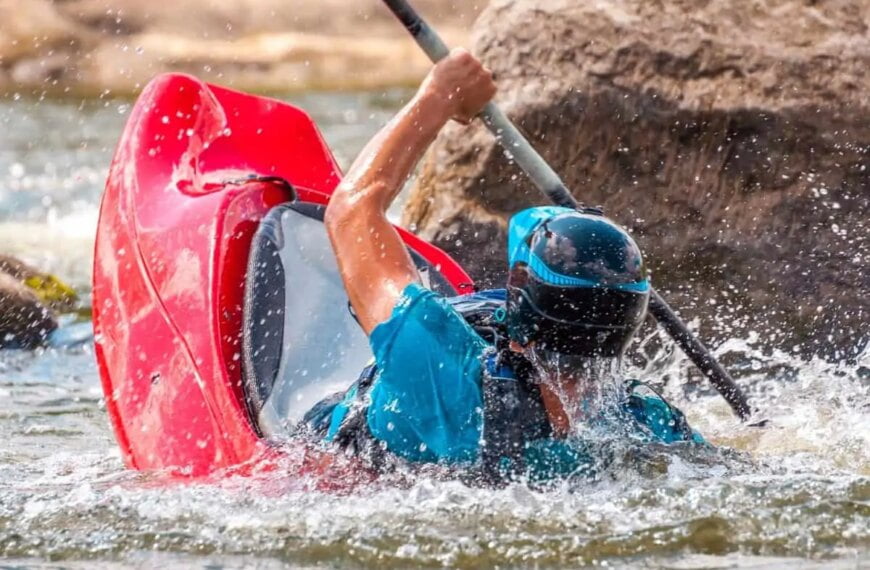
[93,74,472,478]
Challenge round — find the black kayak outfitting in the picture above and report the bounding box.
[380,0,754,421]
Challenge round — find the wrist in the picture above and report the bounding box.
[413,82,455,125]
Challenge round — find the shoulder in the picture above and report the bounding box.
[374,284,497,342]
[369,283,491,371]
[624,381,706,444]
[373,283,460,335]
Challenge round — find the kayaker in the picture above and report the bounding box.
[305,48,704,484]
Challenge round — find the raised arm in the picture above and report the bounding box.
[324,49,496,335]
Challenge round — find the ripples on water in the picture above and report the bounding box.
[0,93,867,568]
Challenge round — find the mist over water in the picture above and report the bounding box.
[0,93,867,568]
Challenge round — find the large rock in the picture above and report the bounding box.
[404,0,869,358]
[0,0,92,89]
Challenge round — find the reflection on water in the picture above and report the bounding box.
[0,92,867,568]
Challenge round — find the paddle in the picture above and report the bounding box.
[381,0,753,421]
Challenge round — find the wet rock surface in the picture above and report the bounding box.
[0,255,59,347]
[403,0,869,358]
[0,0,483,94]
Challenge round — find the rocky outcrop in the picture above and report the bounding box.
[0,255,62,348]
[0,0,483,94]
[404,0,869,358]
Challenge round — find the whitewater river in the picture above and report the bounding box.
[0,90,867,569]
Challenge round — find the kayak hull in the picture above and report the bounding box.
[93,74,472,476]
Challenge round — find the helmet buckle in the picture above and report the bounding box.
[579,205,605,216]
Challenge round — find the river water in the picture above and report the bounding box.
[0,91,867,569]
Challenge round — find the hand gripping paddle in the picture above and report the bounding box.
[381,0,755,421]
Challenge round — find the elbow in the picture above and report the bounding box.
[324,188,351,233]
[325,181,387,232]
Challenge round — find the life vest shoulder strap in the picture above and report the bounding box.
[479,349,550,484]
[446,289,510,347]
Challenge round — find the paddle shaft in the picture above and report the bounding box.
[382,0,752,420]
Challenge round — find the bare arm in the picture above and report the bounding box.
[325,49,496,334]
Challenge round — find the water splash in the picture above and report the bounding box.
[0,94,866,568]
[1,331,866,567]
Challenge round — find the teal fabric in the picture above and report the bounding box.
[365,283,489,463]
[507,206,571,266]
[517,400,706,482]
[323,283,704,477]
[626,394,707,444]
[523,438,595,481]
[324,383,358,441]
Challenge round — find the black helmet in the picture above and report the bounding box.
[505,207,650,357]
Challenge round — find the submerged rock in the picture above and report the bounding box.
[0,279,55,349]
[404,0,869,358]
[0,255,74,348]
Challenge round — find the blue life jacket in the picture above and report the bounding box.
[302,290,701,484]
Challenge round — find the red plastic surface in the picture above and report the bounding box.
[93,74,473,476]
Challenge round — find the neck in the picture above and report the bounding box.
[538,362,628,438]
[509,342,624,437]
[539,382,572,437]
[539,377,606,437]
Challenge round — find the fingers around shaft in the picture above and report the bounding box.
[425,48,497,124]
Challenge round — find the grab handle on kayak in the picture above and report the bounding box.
[381,0,754,421]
